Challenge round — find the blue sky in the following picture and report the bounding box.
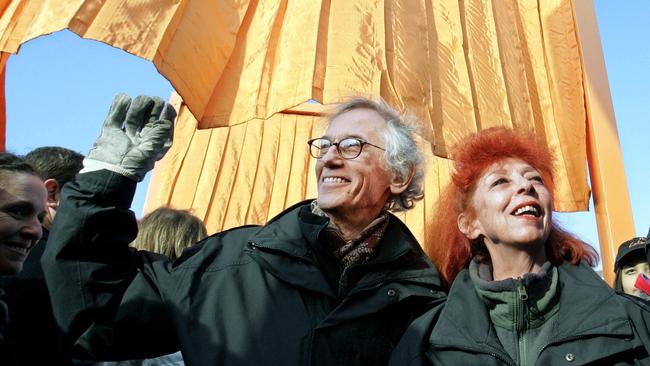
[4,1,648,267]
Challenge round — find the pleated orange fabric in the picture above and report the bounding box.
[0,0,589,211]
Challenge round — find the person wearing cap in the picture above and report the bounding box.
[614,236,650,298]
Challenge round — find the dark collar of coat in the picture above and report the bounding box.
[247,199,441,298]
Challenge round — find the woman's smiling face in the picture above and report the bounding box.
[0,172,46,275]
[461,158,552,251]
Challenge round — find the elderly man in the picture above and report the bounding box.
[42,94,444,365]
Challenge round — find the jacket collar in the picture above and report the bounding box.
[247,200,441,297]
[429,262,632,359]
[429,261,633,355]
[470,261,559,330]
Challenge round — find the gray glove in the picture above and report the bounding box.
[82,94,176,181]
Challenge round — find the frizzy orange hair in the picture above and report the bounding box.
[424,127,598,287]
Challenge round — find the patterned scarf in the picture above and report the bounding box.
[311,201,389,268]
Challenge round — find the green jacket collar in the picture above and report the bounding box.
[470,260,559,330]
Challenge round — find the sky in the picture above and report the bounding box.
[4,1,649,268]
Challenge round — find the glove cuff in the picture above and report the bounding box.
[80,158,140,181]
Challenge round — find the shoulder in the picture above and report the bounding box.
[612,293,650,353]
[172,203,314,269]
[618,292,650,308]
[616,292,650,316]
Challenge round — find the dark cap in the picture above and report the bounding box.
[615,236,647,269]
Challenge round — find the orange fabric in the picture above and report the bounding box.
[573,0,635,284]
[0,0,589,211]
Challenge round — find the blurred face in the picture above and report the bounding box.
[316,108,396,222]
[621,259,650,297]
[461,158,552,252]
[0,172,46,275]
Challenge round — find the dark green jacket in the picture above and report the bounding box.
[42,171,444,366]
[391,261,650,366]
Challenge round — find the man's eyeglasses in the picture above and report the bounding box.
[307,137,385,159]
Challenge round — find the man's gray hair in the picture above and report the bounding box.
[326,97,425,212]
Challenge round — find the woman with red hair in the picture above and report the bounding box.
[391,127,650,365]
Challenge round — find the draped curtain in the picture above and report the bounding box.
[0,0,589,211]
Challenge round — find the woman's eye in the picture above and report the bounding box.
[491,178,508,187]
[530,175,544,183]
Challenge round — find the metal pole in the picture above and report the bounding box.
[572,0,635,285]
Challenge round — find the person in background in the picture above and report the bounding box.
[132,207,207,261]
[0,146,83,365]
[25,146,85,231]
[0,152,46,353]
[42,94,445,365]
[614,236,650,298]
[391,127,650,365]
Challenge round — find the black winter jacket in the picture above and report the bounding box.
[391,261,650,366]
[42,171,445,366]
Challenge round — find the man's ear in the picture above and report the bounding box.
[458,212,481,240]
[389,165,415,195]
[43,178,60,209]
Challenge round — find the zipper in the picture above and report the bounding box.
[516,279,528,331]
[515,279,530,365]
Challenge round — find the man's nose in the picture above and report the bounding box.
[320,145,342,164]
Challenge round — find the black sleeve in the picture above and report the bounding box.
[42,170,178,361]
